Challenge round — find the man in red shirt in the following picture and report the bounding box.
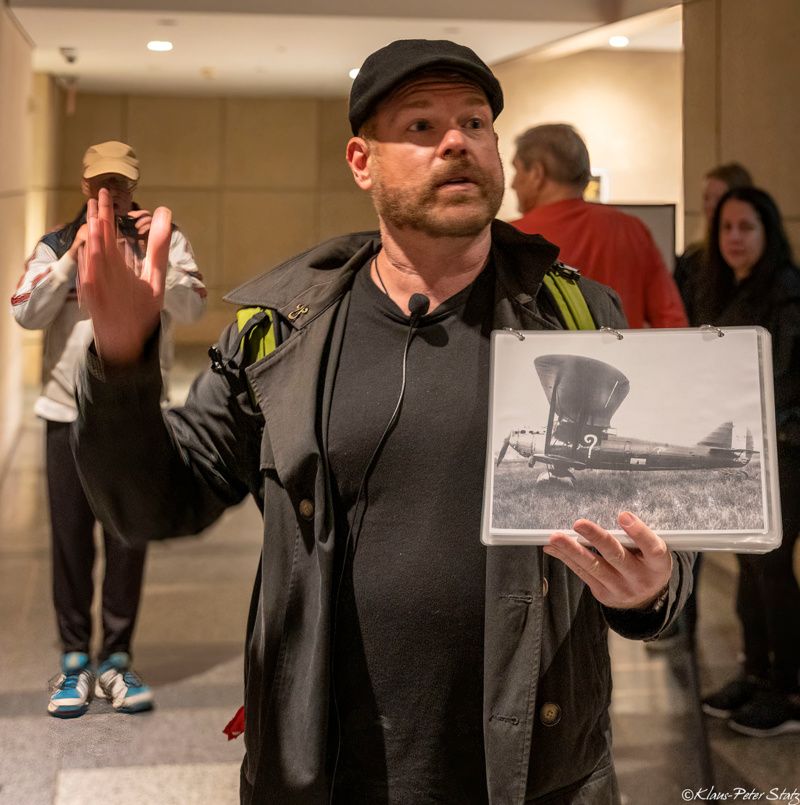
[509,123,687,328]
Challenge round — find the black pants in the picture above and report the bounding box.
[736,442,800,692]
[46,420,147,660]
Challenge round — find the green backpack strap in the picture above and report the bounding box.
[208,307,281,411]
[542,263,597,331]
[236,306,277,364]
[227,307,280,409]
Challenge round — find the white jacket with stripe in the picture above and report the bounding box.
[11,219,207,421]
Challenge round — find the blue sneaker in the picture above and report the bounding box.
[95,652,154,714]
[48,652,94,718]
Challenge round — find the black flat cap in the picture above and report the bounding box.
[348,39,504,136]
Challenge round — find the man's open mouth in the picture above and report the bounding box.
[439,176,477,187]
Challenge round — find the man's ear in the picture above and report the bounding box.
[80,178,91,198]
[346,136,373,191]
[529,160,546,189]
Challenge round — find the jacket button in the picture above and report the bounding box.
[540,702,561,726]
[299,499,314,520]
[542,577,549,597]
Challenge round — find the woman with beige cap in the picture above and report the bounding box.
[11,140,207,718]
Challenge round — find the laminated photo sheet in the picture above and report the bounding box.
[481,327,781,552]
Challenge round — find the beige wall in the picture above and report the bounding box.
[46,53,683,348]
[0,9,33,479]
[53,91,378,343]
[494,48,683,246]
[683,0,800,251]
[28,74,61,250]
[21,74,61,390]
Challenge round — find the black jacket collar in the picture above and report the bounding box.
[224,220,560,328]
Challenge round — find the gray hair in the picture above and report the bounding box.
[705,162,753,189]
[514,123,591,190]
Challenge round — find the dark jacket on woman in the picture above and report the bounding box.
[692,263,800,444]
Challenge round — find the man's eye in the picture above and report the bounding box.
[409,120,432,132]
[466,117,484,129]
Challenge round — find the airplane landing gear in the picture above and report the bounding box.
[722,467,751,480]
[536,471,575,488]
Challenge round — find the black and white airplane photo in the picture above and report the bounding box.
[484,328,779,549]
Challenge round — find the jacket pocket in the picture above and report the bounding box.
[526,595,612,800]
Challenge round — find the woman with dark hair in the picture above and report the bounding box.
[675,162,753,323]
[695,186,800,736]
[11,141,207,718]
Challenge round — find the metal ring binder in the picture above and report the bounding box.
[503,327,525,341]
[600,326,624,340]
[700,324,725,337]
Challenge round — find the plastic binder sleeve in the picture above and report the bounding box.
[480,326,781,553]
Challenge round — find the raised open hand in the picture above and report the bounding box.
[68,223,89,260]
[78,187,172,366]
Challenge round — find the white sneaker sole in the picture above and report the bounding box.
[48,699,90,717]
[95,680,154,712]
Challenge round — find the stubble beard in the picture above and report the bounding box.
[370,157,505,239]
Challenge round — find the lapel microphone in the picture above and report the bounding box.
[408,292,430,321]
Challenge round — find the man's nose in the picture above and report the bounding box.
[439,127,468,157]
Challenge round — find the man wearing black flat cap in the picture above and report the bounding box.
[74,39,692,804]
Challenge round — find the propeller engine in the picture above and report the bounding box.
[496,434,511,466]
[496,428,544,466]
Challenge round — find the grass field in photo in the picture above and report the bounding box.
[491,457,764,533]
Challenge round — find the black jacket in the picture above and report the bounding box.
[75,220,693,804]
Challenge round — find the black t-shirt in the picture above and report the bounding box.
[328,261,494,804]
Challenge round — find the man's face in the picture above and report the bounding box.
[83,173,135,216]
[362,78,504,238]
[510,155,541,214]
[702,177,729,227]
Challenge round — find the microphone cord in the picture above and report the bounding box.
[328,282,429,802]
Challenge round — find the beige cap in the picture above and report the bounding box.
[82,140,139,181]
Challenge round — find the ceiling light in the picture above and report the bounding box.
[349,68,360,80]
[147,40,173,52]
[609,35,630,48]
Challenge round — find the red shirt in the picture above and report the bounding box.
[511,199,687,328]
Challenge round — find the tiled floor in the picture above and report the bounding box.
[610,540,800,801]
[1,346,798,804]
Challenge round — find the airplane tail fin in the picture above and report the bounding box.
[738,427,756,465]
[697,421,734,449]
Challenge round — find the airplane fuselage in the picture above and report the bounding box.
[506,428,752,472]
[503,354,757,478]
